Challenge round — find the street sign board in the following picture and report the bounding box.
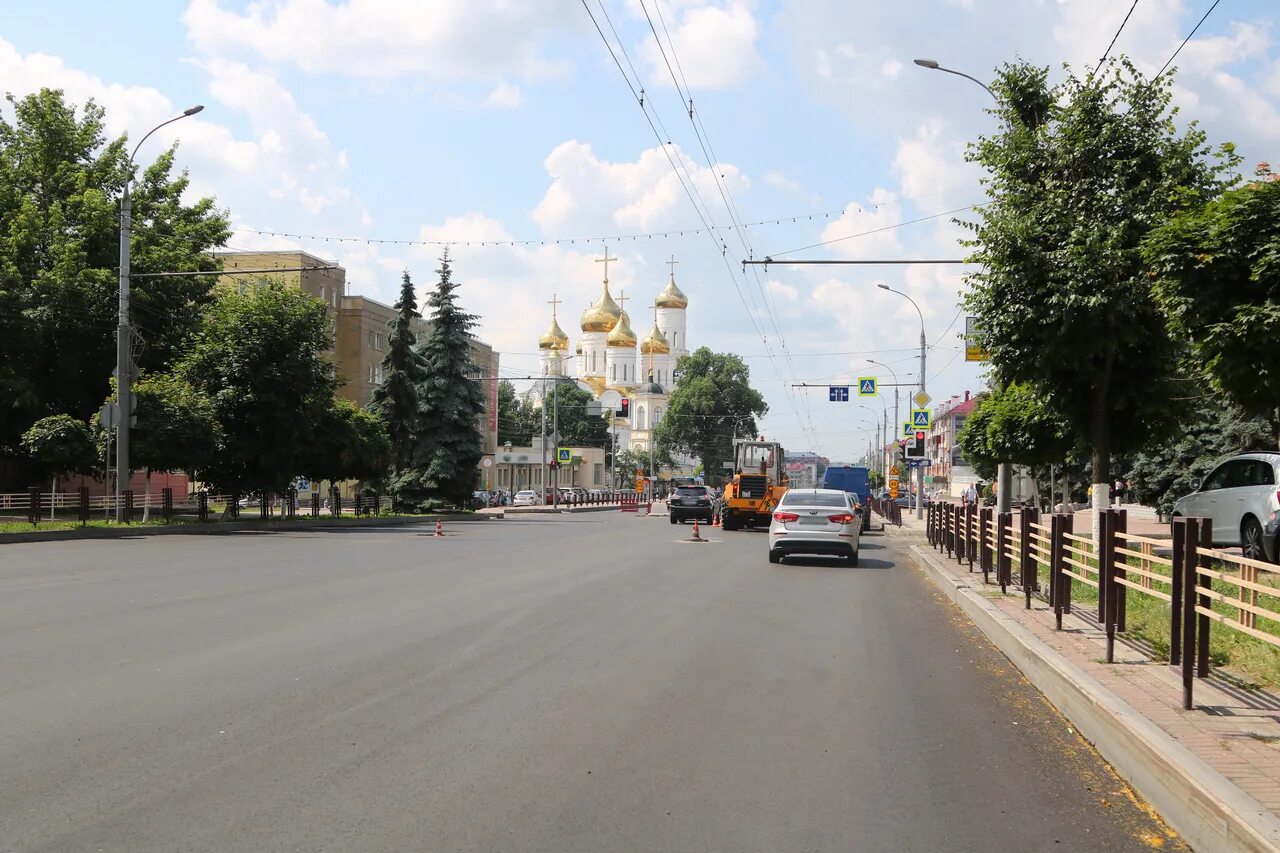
[857,377,877,397]
[903,422,913,437]
[557,448,572,463]
[911,409,931,429]
[828,385,849,402]
[482,457,493,468]
[889,465,900,477]
[907,458,929,468]
[889,481,900,498]
[99,403,120,429]
[965,316,990,362]
[913,390,931,408]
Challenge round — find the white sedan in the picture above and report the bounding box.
[768,488,863,566]
[512,490,541,507]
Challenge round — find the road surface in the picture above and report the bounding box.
[0,513,1178,851]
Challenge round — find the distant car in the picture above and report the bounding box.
[821,465,872,532]
[471,490,490,510]
[669,485,714,524]
[1172,452,1280,563]
[768,488,863,565]
[513,490,540,507]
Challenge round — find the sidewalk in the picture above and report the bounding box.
[890,518,1280,851]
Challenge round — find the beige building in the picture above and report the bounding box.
[213,249,500,464]
[491,444,608,494]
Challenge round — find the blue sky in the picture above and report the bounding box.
[3,0,1277,461]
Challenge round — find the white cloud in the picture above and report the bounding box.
[183,0,570,81]
[484,82,523,108]
[638,1,760,89]
[532,139,748,235]
[818,189,903,260]
[881,58,903,79]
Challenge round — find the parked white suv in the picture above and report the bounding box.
[1172,452,1280,563]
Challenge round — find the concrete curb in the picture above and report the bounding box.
[908,542,1280,853]
[0,514,490,545]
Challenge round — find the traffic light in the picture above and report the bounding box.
[618,398,630,418]
[906,430,926,458]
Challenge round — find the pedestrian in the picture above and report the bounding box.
[964,482,978,506]
[1113,478,1125,506]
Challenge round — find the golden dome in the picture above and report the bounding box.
[582,375,607,396]
[580,283,622,332]
[655,275,688,309]
[606,384,635,395]
[606,310,637,347]
[538,315,569,350]
[640,323,670,355]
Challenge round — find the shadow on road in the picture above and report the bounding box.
[777,555,893,570]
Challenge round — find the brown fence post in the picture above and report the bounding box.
[996,511,1011,594]
[1196,517,1212,679]
[197,491,208,522]
[979,507,992,583]
[966,502,976,571]
[1180,517,1200,709]
[1114,509,1128,633]
[945,504,954,558]
[1170,517,1185,667]
[1059,512,1070,612]
[1101,509,1117,663]
[78,487,90,526]
[162,487,173,523]
[123,490,134,524]
[1018,508,1031,608]
[1049,514,1063,628]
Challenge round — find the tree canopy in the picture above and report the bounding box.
[962,59,1238,484]
[369,270,428,475]
[0,88,229,480]
[174,280,337,495]
[656,348,767,486]
[1143,165,1280,443]
[20,415,97,485]
[957,385,1074,482]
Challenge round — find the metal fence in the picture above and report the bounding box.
[0,488,396,526]
[926,500,1280,710]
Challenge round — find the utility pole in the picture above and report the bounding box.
[540,377,548,502]
[116,106,203,522]
[552,378,560,510]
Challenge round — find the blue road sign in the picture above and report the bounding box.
[828,386,849,402]
[911,408,931,429]
[857,377,877,397]
[907,458,929,468]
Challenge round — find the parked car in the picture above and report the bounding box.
[513,490,540,507]
[669,484,715,524]
[1172,452,1280,562]
[767,488,863,565]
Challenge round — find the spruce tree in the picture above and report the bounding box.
[410,252,486,509]
[369,271,430,509]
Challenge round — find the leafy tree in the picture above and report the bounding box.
[0,89,229,478]
[127,374,220,476]
[656,347,767,485]
[369,271,429,476]
[547,382,608,448]
[20,415,97,487]
[175,281,337,496]
[404,253,486,509]
[962,59,1238,487]
[1143,165,1280,444]
[302,399,392,487]
[614,449,650,487]
[1129,400,1274,517]
[497,379,538,447]
[957,385,1073,482]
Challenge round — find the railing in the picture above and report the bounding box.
[0,489,399,526]
[870,497,901,526]
[928,501,1280,711]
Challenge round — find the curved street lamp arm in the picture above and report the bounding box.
[935,65,997,101]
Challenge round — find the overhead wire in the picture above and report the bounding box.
[1156,0,1221,80]
[1099,0,1140,67]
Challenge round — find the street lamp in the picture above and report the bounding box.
[116,104,204,520]
[877,283,927,519]
[869,358,901,485]
[913,57,1014,514]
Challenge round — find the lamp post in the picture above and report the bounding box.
[877,283,927,519]
[914,57,1013,514]
[869,358,900,487]
[116,105,204,521]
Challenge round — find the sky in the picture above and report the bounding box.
[2,0,1277,462]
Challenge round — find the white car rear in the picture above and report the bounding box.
[768,488,862,565]
[513,490,540,507]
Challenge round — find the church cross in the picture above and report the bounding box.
[595,248,617,283]
[547,292,562,318]
[616,290,628,312]
[666,255,679,279]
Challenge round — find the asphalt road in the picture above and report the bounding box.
[0,512,1179,852]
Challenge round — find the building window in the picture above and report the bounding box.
[368,331,385,351]
[368,365,384,385]
[594,463,603,485]
[611,364,616,381]
[637,406,646,430]
[654,407,662,425]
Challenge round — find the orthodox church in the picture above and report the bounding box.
[536,252,689,452]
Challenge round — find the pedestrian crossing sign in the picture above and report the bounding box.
[911,409,931,429]
[557,448,572,463]
[903,422,913,437]
[857,377,877,397]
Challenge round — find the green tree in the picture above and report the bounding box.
[302,399,392,488]
[547,382,608,448]
[962,59,1238,486]
[128,373,220,477]
[497,379,538,447]
[957,385,1073,483]
[0,89,229,477]
[614,448,649,488]
[404,253,486,509]
[1143,165,1280,443]
[175,281,337,496]
[656,348,767,485]
[369,271,429,480]
[20,415,97,488]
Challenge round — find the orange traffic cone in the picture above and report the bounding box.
[690,518,705,542]
[433,519,444,537]
[712,510,721,528]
